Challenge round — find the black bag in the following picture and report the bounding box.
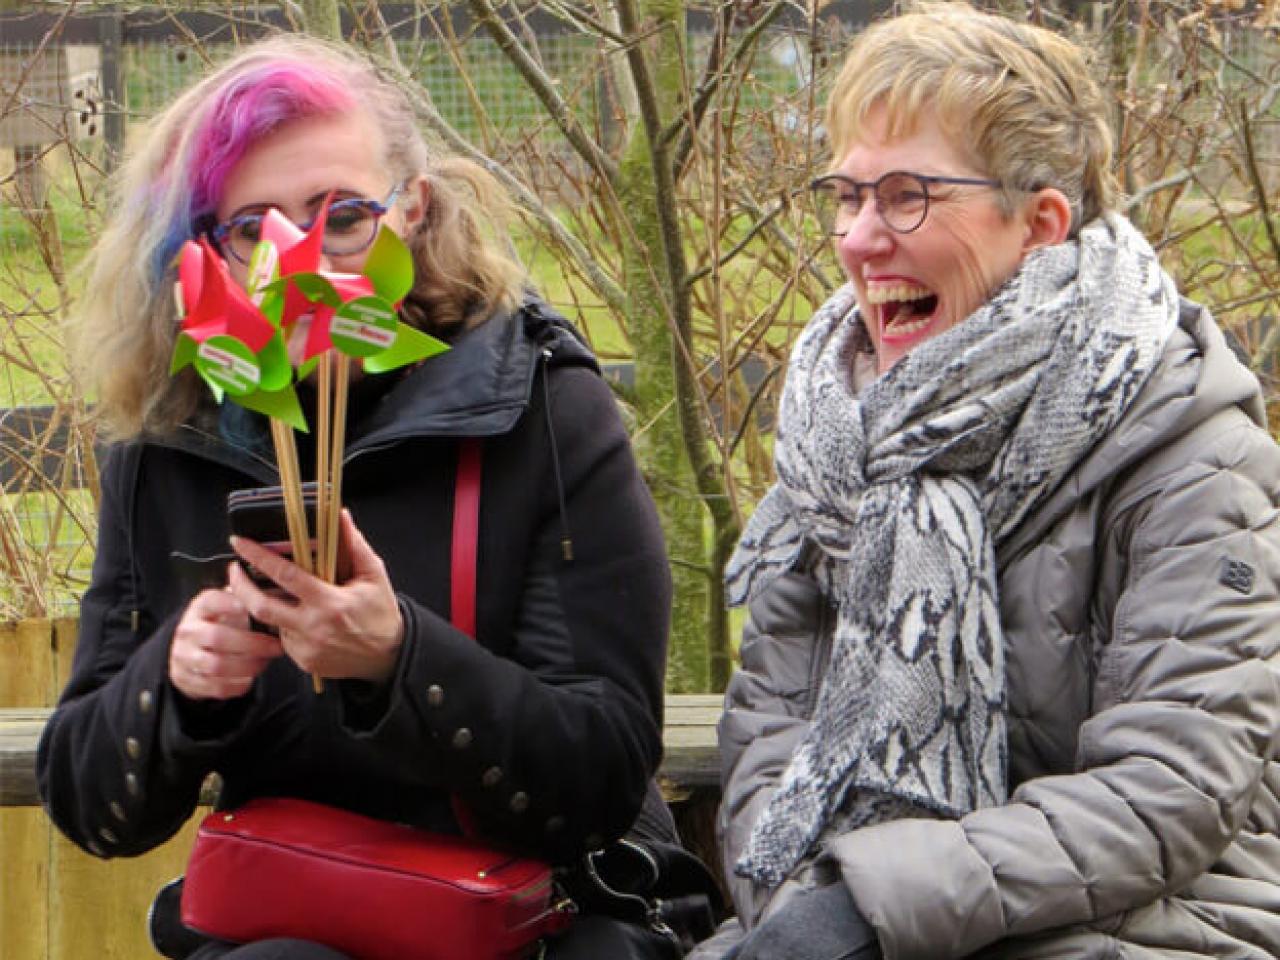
[558,836,726,955]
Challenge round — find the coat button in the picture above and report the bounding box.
[125,773,140,797]
[426,685,444,708]
[109,802,127,822]
[509,791,529,814]
[138,690,154,713]
[98,827,119,844]
[481,767,503,788]
[451,728,473,750]
[544,815,566,834]
[125,737,141,760]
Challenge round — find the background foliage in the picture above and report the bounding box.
[1,0,1277,691]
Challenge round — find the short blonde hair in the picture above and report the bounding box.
[826,3,1116,232]
[75,35,525,440]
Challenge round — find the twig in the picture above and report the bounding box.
[466,0,618,183]
[670,2,790,172]
[315,350,332,582]
[541,0,630,45]
[686,197,788,286]
[1238,101,1280,279]
[1125,78,1280,212]
[359,44,628,314]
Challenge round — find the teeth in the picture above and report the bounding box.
[886,314,931,335]
[864,282,932,306]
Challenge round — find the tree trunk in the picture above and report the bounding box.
[620,144,710,693]
[619,0,712,693]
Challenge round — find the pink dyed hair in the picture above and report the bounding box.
[187,61,356,217]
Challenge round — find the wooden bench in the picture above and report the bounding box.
[4,694,722,806]
[0,696,725,957]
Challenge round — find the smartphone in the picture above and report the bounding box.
[227,483,318,587]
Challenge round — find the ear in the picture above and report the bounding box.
[401,174,431,232]
[1021,187,1072,252]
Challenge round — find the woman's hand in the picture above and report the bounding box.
[227,509,405,684]
[170,588,284,700]
[726,883,880,960]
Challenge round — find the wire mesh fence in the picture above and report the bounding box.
[1,4,1278,618]
[0,12,817,616]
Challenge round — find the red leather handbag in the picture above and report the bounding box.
[180,440,572,959]
[181,796,568,960]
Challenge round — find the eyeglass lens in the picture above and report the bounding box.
[221,198,385,265]
[811,172,930,236]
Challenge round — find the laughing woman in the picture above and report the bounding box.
[695,5,1280,960]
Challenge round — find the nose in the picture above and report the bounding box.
[837,201,893,265]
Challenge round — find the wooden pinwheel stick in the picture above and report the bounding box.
[313,350,348,583]
[268,417,323,694]
[315,351,333,588]
[324,354,350,583]
[303,350,351,692]
[268,419,312,574]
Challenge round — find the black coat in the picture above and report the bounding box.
[37,297,672,866]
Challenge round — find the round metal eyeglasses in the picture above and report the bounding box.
[810,171,1002,236]
[209,184,403,266]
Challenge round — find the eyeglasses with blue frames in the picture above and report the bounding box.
[809,171,1003,236]
[209,183,404,266]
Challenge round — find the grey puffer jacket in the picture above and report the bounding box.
[705,302,1280,960]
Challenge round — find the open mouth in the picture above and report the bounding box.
[866,282,939,340]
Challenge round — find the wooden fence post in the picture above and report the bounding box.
[96,6,124,171]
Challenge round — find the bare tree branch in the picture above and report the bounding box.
[1125,78,1280,212]
[539,0,631,46]
[1238,102,1280,275]
[357,31,628,314]
[466,0,618,183]
[670,0,791,173]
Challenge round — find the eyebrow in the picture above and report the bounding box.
[225,189,363,223]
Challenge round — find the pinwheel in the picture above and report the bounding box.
[171,197,448,691]
[171,238,302,426]
[251,203,446,589]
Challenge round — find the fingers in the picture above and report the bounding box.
[341,509,387,581]
[230,534,327,603]
[170,588,283,700]
[228,515,403,684]
[225,559,319,638]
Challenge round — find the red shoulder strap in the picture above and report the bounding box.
[450,438,482,639]
[449,438,483,837]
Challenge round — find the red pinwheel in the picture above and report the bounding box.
[178,238,277,354]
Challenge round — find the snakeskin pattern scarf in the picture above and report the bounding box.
[726,214,1180,887]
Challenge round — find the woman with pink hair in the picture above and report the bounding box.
[37,35,704,960]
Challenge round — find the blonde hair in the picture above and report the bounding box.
[74,35,525,440]
[826,2,1116,232]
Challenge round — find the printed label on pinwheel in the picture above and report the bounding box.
[330,297,399,358]
[194,335,261,396]
[360,225,414,304]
